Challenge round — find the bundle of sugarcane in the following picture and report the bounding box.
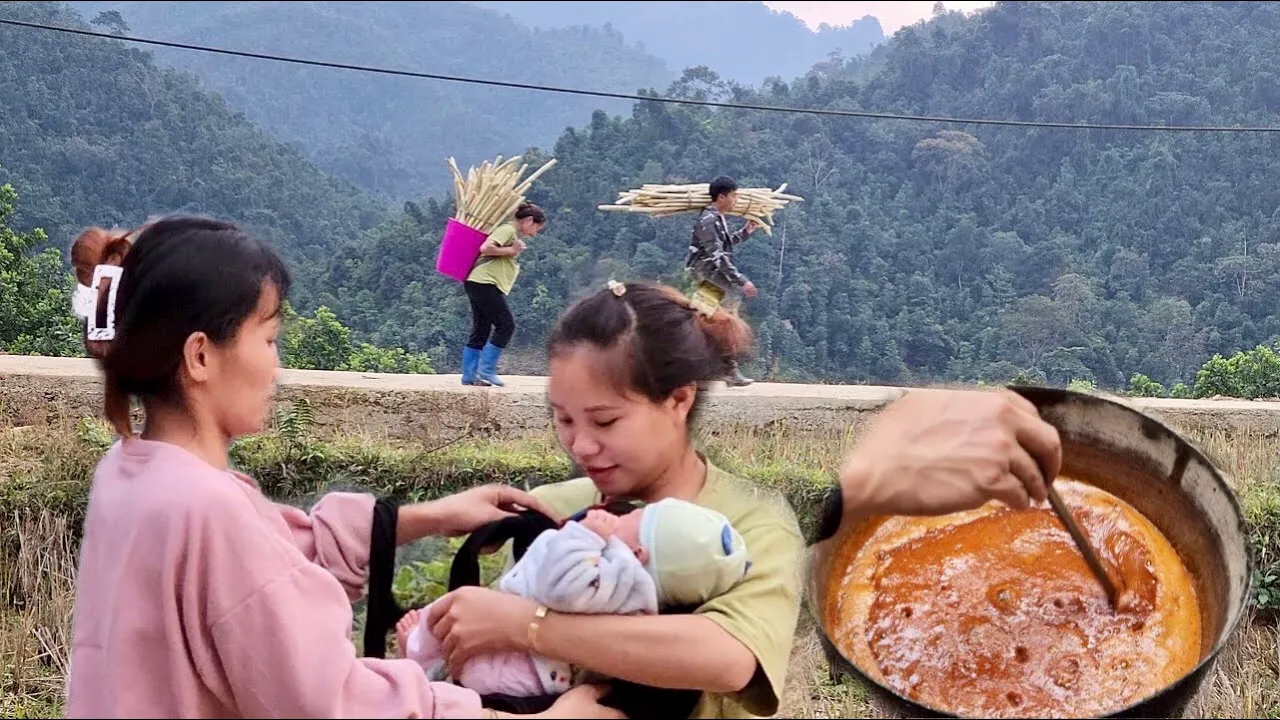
[597,183,803,235]
[447,155,557,234]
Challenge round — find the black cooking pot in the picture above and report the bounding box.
[806,386,1252,719]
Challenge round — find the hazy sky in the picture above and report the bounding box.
[762,1,994,34]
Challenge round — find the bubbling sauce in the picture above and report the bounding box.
[829,480,1200,719]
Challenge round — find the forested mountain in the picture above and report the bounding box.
[0,1,386,307]
[9,1,1280,392]
[472,1,885,87]
[70,0,674,200]
[313,1,1280,389]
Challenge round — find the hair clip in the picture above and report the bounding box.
[607,280,627,297]
[86,264,124,342]
[71,283,96,320]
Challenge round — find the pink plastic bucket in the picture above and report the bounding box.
[435,219,488,282]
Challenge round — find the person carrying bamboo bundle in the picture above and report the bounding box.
[685,175,760,388]
[462,202,547,387]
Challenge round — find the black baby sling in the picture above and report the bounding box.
[363,498,703,719]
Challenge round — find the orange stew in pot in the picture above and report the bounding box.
[828,479,1200,719]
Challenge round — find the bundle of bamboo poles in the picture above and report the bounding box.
[447,155,557,234]
[597,182,803,235]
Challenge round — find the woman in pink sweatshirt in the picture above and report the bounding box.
[64,217,621,720]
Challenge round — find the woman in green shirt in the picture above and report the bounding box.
[429,281,804,718]
[462,202,547,387]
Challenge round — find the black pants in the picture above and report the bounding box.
[465,281,515,350]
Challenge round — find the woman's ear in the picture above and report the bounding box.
[667,383,697,421]
[182,331,213,384]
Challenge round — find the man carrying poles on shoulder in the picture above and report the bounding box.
[685,175,760,388]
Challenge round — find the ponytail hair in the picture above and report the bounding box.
[69,216,291,437]
[547,281,754,418]
[71,226,137,434]
[514,202,547,226]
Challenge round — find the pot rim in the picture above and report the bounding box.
[805,385,1256,719]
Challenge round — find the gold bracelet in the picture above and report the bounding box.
[527,604,549,652]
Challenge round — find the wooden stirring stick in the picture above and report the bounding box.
[1045,484,1120,609]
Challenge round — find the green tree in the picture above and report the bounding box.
[344,343,434,375]
[1128,374,1167,398]
[281,304,433,374]
[281,305,352,372]
[1192,344,1280,400]
[0,184,80,357]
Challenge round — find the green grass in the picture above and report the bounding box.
[1243,481,1280,611]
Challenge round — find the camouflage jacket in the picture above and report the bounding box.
[684,207,750,289]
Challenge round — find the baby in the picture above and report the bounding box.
[396,498,751,698]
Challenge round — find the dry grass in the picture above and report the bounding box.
[1,510,76,718]
[1186,612,1280,719]
[0,411,1277,718]
[778,619,876,719]
[699,419,857,472]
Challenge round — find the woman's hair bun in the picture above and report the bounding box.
[70,226,133,286]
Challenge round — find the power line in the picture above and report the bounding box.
[5,16,1280,134]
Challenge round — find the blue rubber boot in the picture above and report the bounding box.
[461,346,481,386]
[476,342,506,387]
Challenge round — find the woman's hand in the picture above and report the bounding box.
[491,684,624,719]
[425,586,539,679]
[397,484,560,542]
[839,388,1062,519]
[538,684,626,719]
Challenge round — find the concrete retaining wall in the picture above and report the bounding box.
[4,356,1280,441]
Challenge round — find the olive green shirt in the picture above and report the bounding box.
[467,222,520,295]
[526,462,805,719]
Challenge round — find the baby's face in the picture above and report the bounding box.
[580,507,648,564]
[613,508,644,551]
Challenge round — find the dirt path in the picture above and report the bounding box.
[5,355,1280,433]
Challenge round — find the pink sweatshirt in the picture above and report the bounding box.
[66,437,486,718]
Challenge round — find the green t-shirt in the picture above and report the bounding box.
[526,461,805,719]
[467,222,521,295]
